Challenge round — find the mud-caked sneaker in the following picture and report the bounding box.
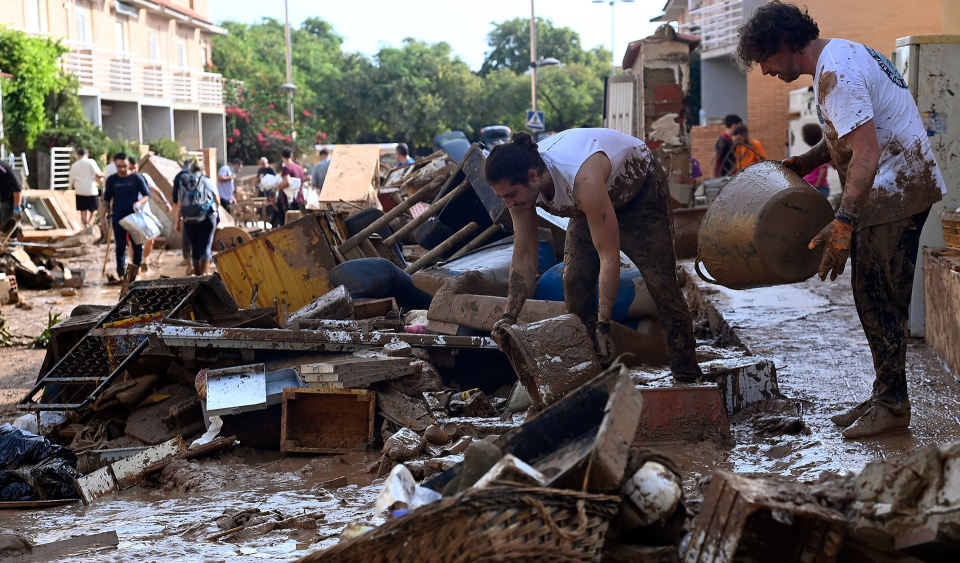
[830,400,871,427]
[842,400,910,439]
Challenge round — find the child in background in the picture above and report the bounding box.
[800,123,832,198]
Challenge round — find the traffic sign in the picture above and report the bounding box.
[525,110,545,131]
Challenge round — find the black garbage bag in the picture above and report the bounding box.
[30,458,81,500]
[0,424,77,469]
[0,472,32,502]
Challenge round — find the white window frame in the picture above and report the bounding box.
[115,19,129,53]
[74,3,93,44]
[24,0,48,33]
[177,38,187,67]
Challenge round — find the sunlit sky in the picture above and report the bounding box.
[209,0,666,70]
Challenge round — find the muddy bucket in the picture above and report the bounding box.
[696,161,834,290]
[498,314,602,410]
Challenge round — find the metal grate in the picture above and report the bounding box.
[18,282,201,411]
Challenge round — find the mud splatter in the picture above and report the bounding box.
[610,153,654,209]
[817,69,837,106]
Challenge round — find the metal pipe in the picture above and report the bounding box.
[337,177,444,254]
[530,0,537,112]
[382,178,471,247]
[445,222,504,262]
[404,222,479,274]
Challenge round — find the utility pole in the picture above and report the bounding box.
[593,0,634,75]
[530,0,537,112]
[283,0,295,131]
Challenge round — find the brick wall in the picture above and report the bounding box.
[747,0,945,161]
[691,124,726,178]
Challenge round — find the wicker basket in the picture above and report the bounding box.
[295,487,621,563]
[943,211,960,251]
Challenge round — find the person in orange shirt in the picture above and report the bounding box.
[732,124,767,171]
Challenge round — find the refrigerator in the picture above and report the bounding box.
[893,35,960,336]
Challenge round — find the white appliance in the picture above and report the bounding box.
[893,35,960,336]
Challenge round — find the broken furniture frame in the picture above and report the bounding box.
[280,388,376,453]
[17,276,237,411]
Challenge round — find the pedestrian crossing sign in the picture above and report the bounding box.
[526,110,545,131]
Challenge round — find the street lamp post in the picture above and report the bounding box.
[593,0,634,75]
[529,1,560,119]
[283,0,295,134]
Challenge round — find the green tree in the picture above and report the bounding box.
[0,27,76,151]
[480,17,611,77]
[537,64,604,130]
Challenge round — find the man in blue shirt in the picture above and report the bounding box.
[102,153,150,279]
[310,149,331,191]
[395,143,415,168]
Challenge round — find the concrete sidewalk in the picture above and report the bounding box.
[674,261,960,483]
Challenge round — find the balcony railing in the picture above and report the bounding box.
[680,0,743,56]
[61,41,224,106]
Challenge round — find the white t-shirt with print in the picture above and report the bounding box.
[69,158,101,196]
[814,39,945,227]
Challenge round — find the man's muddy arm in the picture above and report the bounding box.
[783,139,832,177]
[503,205,539,320]
[838,119,880,214]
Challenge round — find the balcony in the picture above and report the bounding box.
[680,0,743,57]
[62,41,224,106]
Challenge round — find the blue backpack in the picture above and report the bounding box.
[178,172,214,223]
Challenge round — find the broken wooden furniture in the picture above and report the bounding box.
[17,276,237,411]
[317,144,382,214]
[280,388,375,454]
[423,364,643,495]
[17,189,85,242]
[301,356,415,390]
[682,470,847,563]
[923,247,960,378]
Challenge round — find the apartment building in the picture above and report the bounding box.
[3,0,228,159]
[653,0,955,161]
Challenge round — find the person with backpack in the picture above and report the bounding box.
[173,161,220,276]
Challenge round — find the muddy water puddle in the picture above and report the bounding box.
[1,450,382,562]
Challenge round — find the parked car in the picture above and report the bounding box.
[433,131,470,162]
[480,126,511,148]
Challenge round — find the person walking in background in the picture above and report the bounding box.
[102,153,150,280]
[311,149,331,192]
[0,159,22,225]
[128,156,172,273]
[732,125,767,171]
[710,114,743,177]
[217,159,241,214]
[277,147,305,214]
[800,123,832,198]
[68,148,104,227]
[174,161,220,276]
[95,157,119,244]
[395,143,415,168]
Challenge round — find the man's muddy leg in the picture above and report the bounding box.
[619,167,702,379]
[563,216,601,337]
[850,208,930,410]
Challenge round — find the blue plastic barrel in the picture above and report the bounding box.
[535,264,651,323]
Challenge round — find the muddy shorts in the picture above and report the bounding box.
[851,207,931,406]
[563,158,702,377]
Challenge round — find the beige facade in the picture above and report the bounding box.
[2,0,227,158]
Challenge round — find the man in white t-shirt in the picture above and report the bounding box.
[736,2,946,438]
[68,148,104,226]
[485,129,702,383]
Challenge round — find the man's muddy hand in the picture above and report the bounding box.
[781,156,815,178]
[808,219,853,281]
[491,313,518,348]
[595,321,615,364]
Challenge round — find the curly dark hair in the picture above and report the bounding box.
[736,2,819,71]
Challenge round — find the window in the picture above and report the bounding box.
[148,31,159,60]
[200,41,207,67]
[115,20,129,52]
[25,0,48,33]
[75,3,93,44]
[177,39,187,67]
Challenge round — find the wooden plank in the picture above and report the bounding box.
[0,499,80,509]
[301,356,410,374]
[111,437,185,488]
[74,466,116,504]
[319,145,382,210]
[115,436,237,488]
[0,531,119,562]
[924,249,960,378]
